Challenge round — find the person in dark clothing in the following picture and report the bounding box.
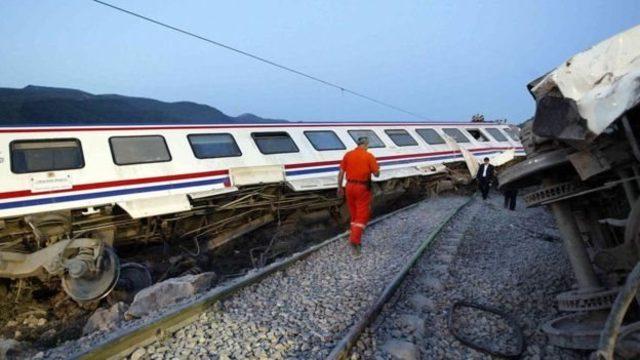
[503,186,518,210]
[476,157,494,200]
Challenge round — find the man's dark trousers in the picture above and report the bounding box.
[478,180,490,200]
[504,189,517,210]
[476,163,494,200]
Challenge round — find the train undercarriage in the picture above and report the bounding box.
[498,34,640,357]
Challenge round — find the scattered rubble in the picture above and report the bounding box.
[83,302,129,336]
[407,294,435,312]
[0,338,24,360]
[397,314,425,336]
[129,347,146,360]
[125,272,217,319]
[381,339,420,360]
[21,315,46,328]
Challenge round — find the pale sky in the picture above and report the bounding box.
[1,0,639,123]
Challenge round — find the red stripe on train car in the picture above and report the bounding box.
[284,147,518,169]
[0,169,229,200]
[0,146,523,201]
[284,150,460,169]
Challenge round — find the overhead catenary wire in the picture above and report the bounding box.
[90,0,428,120]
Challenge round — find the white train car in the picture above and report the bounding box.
[0,121,523,301]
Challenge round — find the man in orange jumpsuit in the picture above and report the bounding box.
[337,137,380,254]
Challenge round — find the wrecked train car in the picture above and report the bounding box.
[499,25,640,358]
[0,121,523,302]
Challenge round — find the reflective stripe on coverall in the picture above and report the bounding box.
[340,147,379,245]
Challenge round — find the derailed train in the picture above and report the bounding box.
[499,25,640,358]
[0,120,523,302]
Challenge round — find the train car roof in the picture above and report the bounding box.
[0,121,509,131]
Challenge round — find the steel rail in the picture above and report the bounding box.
[326,196,474,360]
[74,200,427,359]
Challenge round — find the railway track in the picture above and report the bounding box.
[41,195,472,360]
[348,195,584,359]
[326,197,474,360]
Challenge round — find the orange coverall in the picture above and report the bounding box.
[339,147,380,245]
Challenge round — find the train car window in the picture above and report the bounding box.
[347,130,386,148]
[10,139,84,174]
[109,136,172,165]
[503,127,520,141]
[442,128,471,143]
[465,129,490,142]
[252,132,299,154]
[304,131,346,151]
[385,129,418,146]
[415,129,446,145]
[485,128,509,142]
[188,133,242,159]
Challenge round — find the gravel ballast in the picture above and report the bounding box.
[39,192,585,360]
[37,195,467,359]
[132,195,469,359]
[354,193,586,360]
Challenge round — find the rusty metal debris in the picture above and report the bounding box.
[498,24,640,357]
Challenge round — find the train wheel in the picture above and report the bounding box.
[116,263,152,298]
[596,198,640,360]
[61,246,120,302]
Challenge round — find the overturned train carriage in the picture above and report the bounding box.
[499,25,640,358]
[0,121,523,302]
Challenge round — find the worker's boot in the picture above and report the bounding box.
[350,243,362,258]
